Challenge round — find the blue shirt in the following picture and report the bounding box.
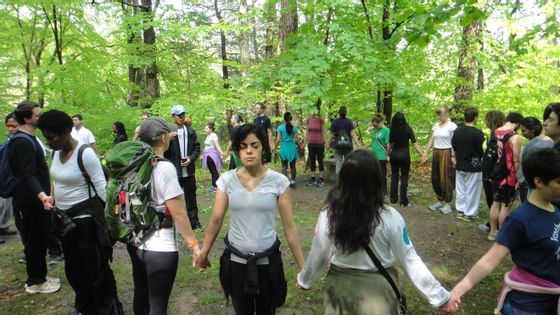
[496,201,560,312]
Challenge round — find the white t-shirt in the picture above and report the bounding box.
[204,133,218,150]
[432,121,457,149]
[71,126,96,145]
[217,169,290,264]
[51,143,106,210]
[297,206,450,308]
[138,160,184,252]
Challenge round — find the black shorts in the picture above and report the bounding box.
[493,183,517,206]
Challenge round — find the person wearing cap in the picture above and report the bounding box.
[164,105,203,230]
[132,117,201,314]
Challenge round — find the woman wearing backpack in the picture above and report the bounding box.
[276,112,299,188]
[122,117,202,315]
[37,110,122,315]
[330,106,361,176]
[196,123,305,315]
[296,150,451,315]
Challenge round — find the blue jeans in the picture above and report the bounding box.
[502,301,550,315]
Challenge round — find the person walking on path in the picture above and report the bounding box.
[276,112,299,188]
[37,109,123,315]
[422,106,457,214]
[8,101,60,294]
[165,105,203,230]
[488,112,523,241]
[518,117,553,202]
[329,106,360,175]
[196,123,305,315]
[201,122,224,193]
[297,150,451,315]
[224,114,243,170]
[370,113,390,195]
[303,110,326,187]
[130,117,201,315]
[451,108,484,221]
[387,112,424,207]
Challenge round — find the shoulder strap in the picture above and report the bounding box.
[11,133,38,152]
[361,243,403,302]
[77,144,98,198]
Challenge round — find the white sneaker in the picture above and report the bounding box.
[47,277,60,284]
[429,202,443,211]
[25,280,61,294]
[440,204,452,214]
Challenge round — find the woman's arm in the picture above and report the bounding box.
[277,189,304,270]
[196,189,229,270]
[297,211,334,289]
[511,135,522,173]
[165,196,201,266]
[413,142,423,156]
[351,130,361,149]
[82,146,107,202]
[421,134,434,163]
[212,134,224,157]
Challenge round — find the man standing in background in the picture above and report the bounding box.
[253,103,273,163]
[71,114,98,156]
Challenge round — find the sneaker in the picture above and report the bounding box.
[478,223,490,233]
[25,280,61,294]
[456,212,465,219]
[459,215,478,222]
[290,180,296,188]
[18,256,26,264]
[306,178,316,186]
[487,232,498,241]
[429,202,443,211]
[48,255,63,266]
[316,178,324,187]
[47,277,60,284]
[440,204,452,214]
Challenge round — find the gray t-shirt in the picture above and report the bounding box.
[217,168,290,264]
[518,137,554,183]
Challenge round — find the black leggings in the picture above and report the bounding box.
[281,160,296,180]
[207,156,220,188]
[307,144,324,172]
[229,261,276,315]
[127,245,178,315]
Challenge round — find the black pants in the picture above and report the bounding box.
[229,261,276,315]
[281,160,296,180]
[178,176,201,229]
[207,157,220,188]
[14,208,61,257]
[127,245,178,315]
[307,144,325,172]
[379,160,387,196]
[483,178,495,208]
[390,154,411,206]
[15,205,50,285]
[62,217,118,315]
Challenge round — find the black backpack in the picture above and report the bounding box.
[481,131,515,181]
[333,129,352,152]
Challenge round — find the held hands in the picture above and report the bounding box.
[38,192,54,210]
[421,154,429,164]
[195,251,211,272]
[181,157,191,167]
[440,290,461,313]
[190,244,201,268]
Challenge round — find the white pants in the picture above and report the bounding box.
[455,171,482,217]
[334,150,348,176]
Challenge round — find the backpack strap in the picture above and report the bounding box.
[77,144,99,198]
[10,133,39,152]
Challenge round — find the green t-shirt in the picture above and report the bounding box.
[370,127,390,161]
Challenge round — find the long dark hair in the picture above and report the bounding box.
[284,112,293,135]
[326,150,385,253]
[389,112,410,141]
[114,121,128,140]
[232,123,271,164]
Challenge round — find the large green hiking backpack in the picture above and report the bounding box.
[104,141,169,246]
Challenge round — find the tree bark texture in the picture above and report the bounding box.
[214,0,230,89]
[239,0,250,77]
[264,0,276,59]
[279,0,298,51]
[453,18,482,111]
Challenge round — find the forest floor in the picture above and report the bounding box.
[0,160,514,315]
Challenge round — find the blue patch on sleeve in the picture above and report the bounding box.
[402,226,410,246]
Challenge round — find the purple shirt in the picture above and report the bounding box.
[330,117,354,135]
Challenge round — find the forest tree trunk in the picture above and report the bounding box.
[279,0,298,51]
[453,19,482,113]
[214,0,230,89]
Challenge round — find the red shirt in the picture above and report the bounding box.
[495,128,517,187]
[306,117,325,144]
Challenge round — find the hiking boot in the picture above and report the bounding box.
[306,178,316,186]
[440,204,452,214]
[48,255,63,266]
[316,178,325,187]
[25,280,61,294]
[429,202,443,211]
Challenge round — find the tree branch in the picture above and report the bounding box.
[389,13,414,38]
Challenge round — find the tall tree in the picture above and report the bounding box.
[453,17,482,112]
[214,0,230,88]
[279,0,298,51]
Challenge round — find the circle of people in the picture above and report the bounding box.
[3,100,560,315]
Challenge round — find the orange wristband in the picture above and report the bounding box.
[188,239,199,248]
